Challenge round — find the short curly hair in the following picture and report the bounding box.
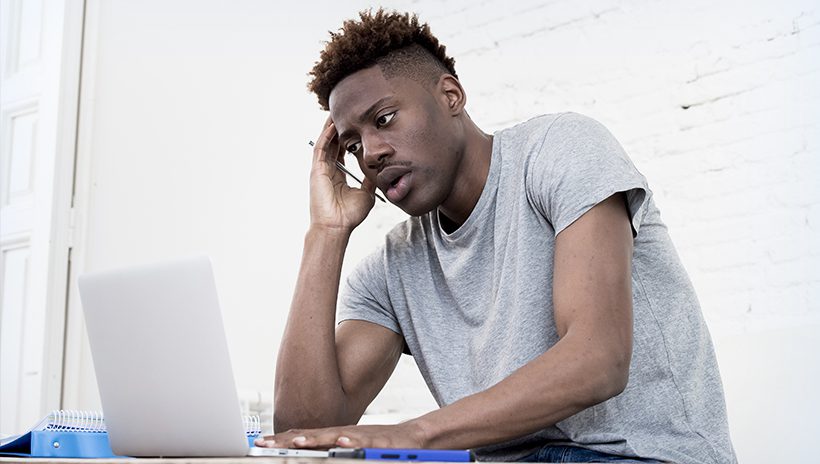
[308,9,457,111]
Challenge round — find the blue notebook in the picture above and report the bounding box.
[0,410,260,458]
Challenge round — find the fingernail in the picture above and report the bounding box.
[338,436,351,444]
[293,436,307,444]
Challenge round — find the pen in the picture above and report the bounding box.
[309,140,386,202]
[329,448,475,462]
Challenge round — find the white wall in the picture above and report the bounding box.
[58,0,817,462]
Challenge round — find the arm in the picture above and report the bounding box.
[267,192,633,449]
[273,119,404,432]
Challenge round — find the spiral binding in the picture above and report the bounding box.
[243,414,262,436]
[45,410,107,433]
[42,410,261,435]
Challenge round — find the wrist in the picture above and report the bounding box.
[404,415,437,449]
[306,224,353,243]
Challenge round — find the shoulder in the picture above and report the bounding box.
[514,112,626,168]
[498,113,566,149]
[499,112,614,162]
[541,112,619,147]
[502,111,603,136]
[509,112,611,143]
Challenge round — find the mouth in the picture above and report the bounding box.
[377,166,413,204]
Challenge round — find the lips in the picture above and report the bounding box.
[377,166,413,203]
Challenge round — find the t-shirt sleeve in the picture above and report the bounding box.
[526,112,651,237]
[337,246,402,337]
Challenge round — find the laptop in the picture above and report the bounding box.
[78,256,326,458]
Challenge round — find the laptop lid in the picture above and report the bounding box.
[78,256,249,457]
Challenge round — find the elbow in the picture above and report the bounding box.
[588,350,631,405]
[569,339,631,408]
[601,356,630,400]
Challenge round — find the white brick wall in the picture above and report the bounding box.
[351,0,818,461]
[411,0,820,332]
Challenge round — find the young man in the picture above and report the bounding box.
[256,9,736,464]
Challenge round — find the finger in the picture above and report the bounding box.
[263,429,302,448]
[291,435,309,448]
[291,429,350,450]
[313,122,340,165]
[254,437,277,448]
[253,435,275,447]
[291,433,334,449]
[325,117,347,165]
[335,436,356,448]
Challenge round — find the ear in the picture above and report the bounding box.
[437,74,466,116]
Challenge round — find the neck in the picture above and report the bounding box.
[438,120,494,229]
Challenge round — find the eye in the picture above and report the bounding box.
[376,111,395,128]
[346,141,361,155]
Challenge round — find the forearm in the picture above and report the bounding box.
[413,331,629,449]
[274,226,352,431]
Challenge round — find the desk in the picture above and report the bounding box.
[2,458,364,464]
[0,455,534,464]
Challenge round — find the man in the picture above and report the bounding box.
[255,9,736,463]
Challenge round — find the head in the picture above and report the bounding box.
[308,9,472,217]
[308,9,457,111]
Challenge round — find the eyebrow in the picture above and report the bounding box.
[337,95,394,142]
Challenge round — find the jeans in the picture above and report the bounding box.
[518,445,658,463]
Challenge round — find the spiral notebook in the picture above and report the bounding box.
[0,410,261,458]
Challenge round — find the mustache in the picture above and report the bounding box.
[381,160,411,168]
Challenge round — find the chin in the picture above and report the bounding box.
[399,203,434,218]
[398,191,445,217]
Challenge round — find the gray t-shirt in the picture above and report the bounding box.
[338,113,736,464]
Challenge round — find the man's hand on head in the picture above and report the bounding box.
[309,117,378,234]
[254,422,427,451]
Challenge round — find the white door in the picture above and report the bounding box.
[0,0,82,434]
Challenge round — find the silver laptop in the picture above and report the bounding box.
[78,256,326,458]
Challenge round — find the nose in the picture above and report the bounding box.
[362,132,392,171]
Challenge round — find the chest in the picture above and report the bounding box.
[384,197,561,399]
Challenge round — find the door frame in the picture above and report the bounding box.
[59,0,101,409]
[45,0,86,412]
